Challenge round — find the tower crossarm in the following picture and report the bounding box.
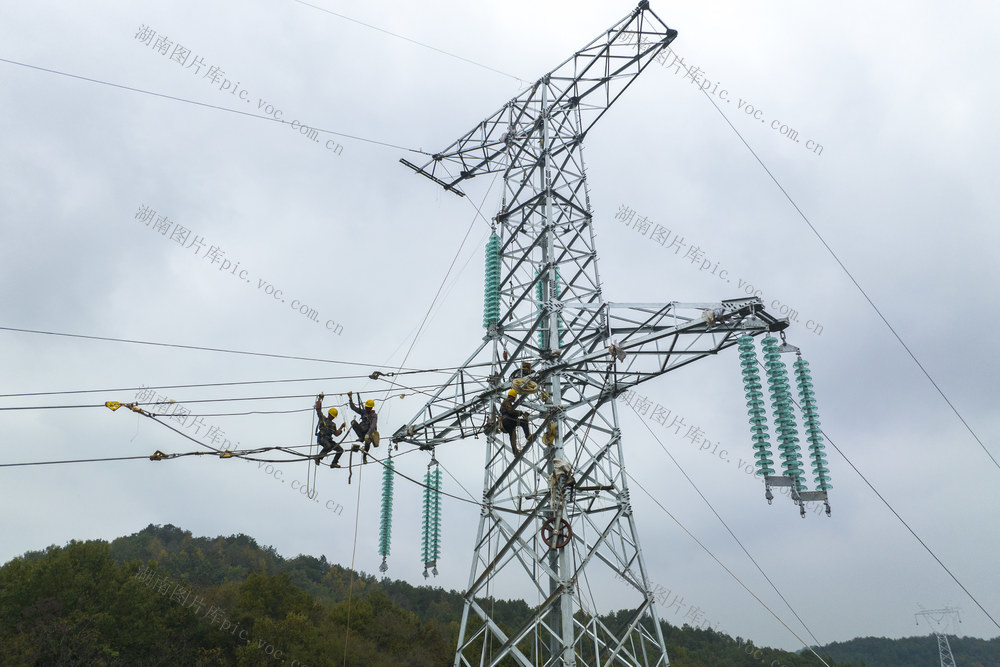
[600,298,788,388]
[914,607,961,667]
[392,298,786,449]
[400,2,678,196]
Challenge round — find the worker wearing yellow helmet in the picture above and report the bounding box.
[499,388,532,456]
[313,393,346,468]
[348,391,380,462]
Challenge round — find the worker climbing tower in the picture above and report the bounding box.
[394,3,791,665]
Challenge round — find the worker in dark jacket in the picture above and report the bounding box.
[500,389,532,455]
[348,391,379,462]
[314,394,346,468]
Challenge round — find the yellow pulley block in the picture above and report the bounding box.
[511,378,539,395]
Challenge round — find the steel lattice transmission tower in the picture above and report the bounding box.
[393,3,788,665]
[915,607,961,667]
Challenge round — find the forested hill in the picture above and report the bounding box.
[818,634,1000,667]
[0,524,978,665]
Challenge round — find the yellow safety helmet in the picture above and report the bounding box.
[328,407,338,418]
[365,399,375,409]
[507,389,518,397]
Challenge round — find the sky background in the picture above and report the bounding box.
[2,0,998,656]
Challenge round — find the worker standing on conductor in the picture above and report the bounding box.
[348,391,379,462]
[314,394,346,468]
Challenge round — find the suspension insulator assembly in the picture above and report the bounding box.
[794,357,832,492]
[738,336,775,477]
[483,234,501,330]
[762,337,805,491]
[421,459,442,578]
[378,456,395,573]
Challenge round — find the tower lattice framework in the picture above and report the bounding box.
[915,607,961,667]
[393,4,788,665]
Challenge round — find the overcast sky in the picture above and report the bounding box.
[2,0,998,655]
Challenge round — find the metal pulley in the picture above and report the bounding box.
[541,517,572,549]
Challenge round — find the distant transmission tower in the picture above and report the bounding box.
[393,3,795,665]
[915,606,961,667]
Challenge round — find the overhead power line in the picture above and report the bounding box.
[290,0,526,83]
[0,374,376,400]
[0,57,430,155]
[819,428,1000,631]
[625,471,831,666]
[687,69,999,473]
[0,325,407,368]
[0,326,503,380]
[630,404,824,650]
[0,455,152,468]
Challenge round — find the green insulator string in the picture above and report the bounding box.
[762,337,805,491]
[794,356,831,492]
[483,234,501,329]
[378,456,395,573]
[421,458,442,578]
[738,336,775,477]
[535,266,564,348]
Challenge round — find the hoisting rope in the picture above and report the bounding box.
[306,405,318,499]
[341,456,364,667]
